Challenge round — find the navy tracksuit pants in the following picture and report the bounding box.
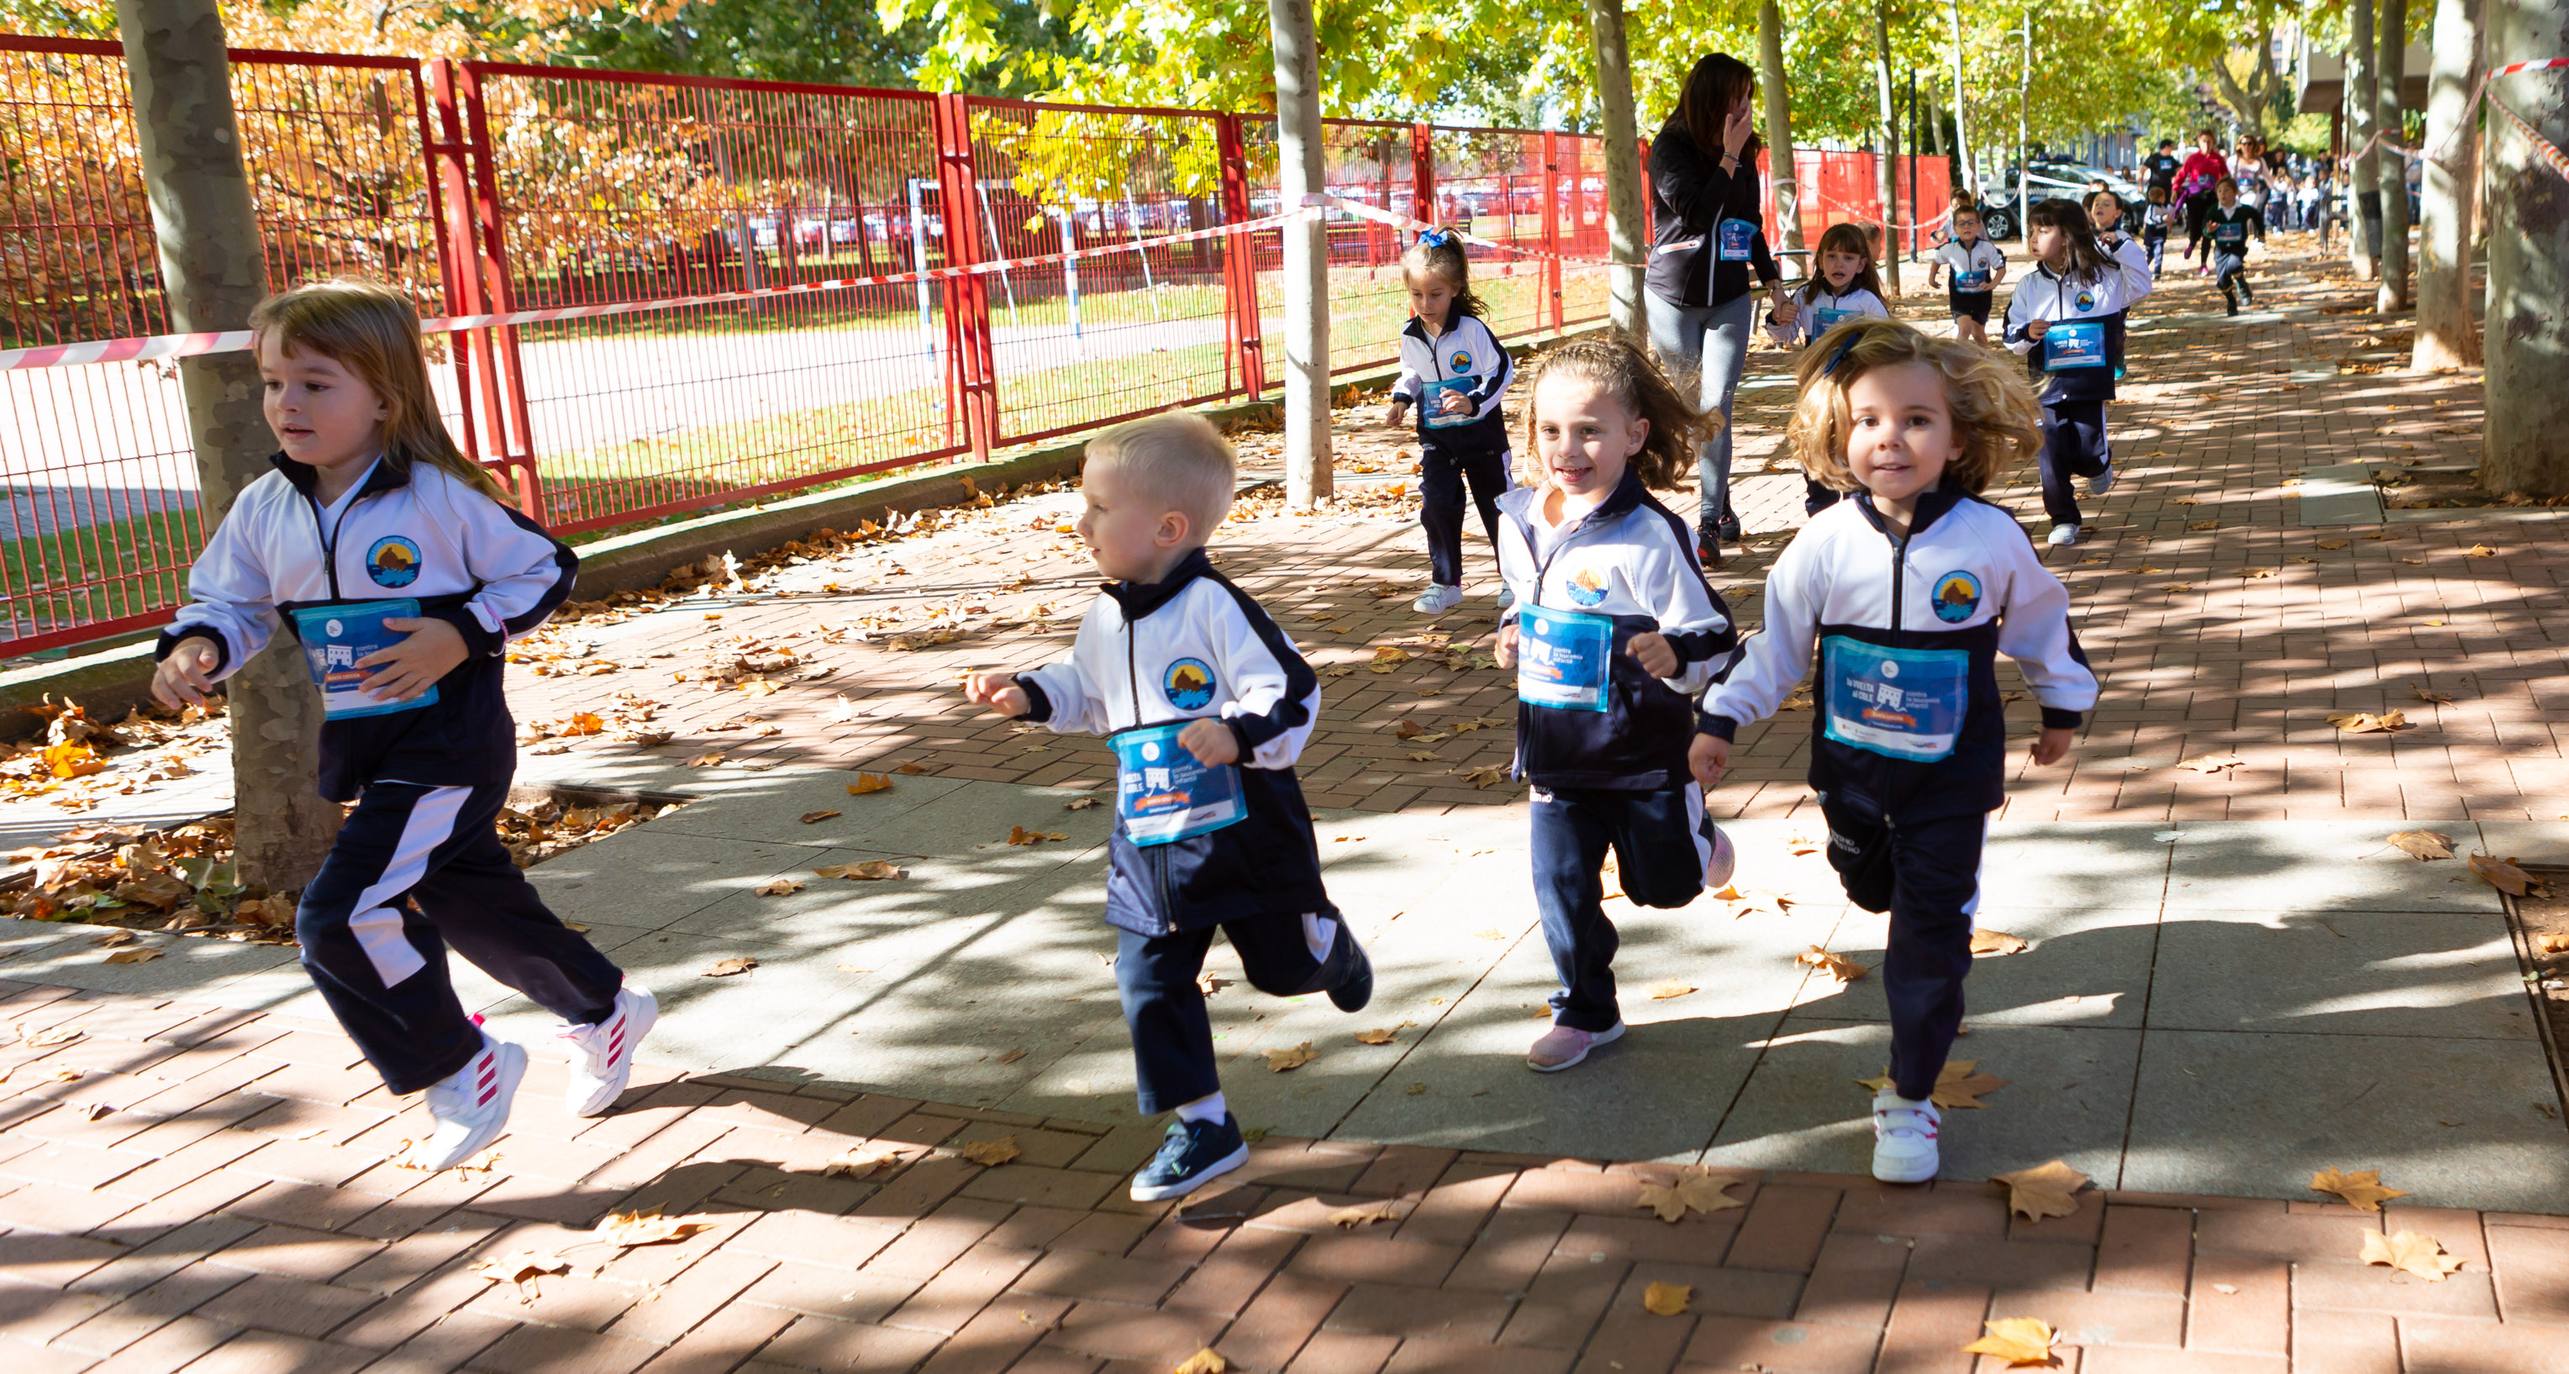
[1116,912,1359,1114]
[297,779,623,1094]
[1421,446,1510,587]
[1820,793,1986,1102]
[1530,784,1717,1033]
[2037,398,2109,528]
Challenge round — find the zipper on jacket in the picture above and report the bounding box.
[1888,528,1909,634]
[303,489,365,602]
[1122,609,1177,931]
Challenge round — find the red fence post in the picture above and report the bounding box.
[1541,131,1564,331]
[933,93,998,461]
[1216,113,1267,397]
[1411,121,1436,227]
[418,59,483,478]
[451,63,542,519]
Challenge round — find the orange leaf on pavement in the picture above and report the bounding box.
[2311,1167,2409,1213]
[1961,1317,2062,1367]
[2361,1230,2463,1282]
[1991,1160,2090,1222]
[1642,1281,1693,1316]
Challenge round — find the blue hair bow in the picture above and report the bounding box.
[1416,228,1453,248]
[1820,328,1861,377]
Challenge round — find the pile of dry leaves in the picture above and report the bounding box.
[0,697,225,812]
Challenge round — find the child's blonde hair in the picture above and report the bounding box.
[1400,229,1488,318]
[1786,318,2041,496]
[1519,332,1718,491]
[1084,410,1236,540]
[248,279,512,504]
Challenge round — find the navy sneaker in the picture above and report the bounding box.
[1130,1113,1249,1201]
[1328,932,1373,1012]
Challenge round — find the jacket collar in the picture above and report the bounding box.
[271,451,409,501]
[1400,300,1466,343]
[1105,547,1214,619]
[1505,467,1649,535]
[1851,482,1968,540]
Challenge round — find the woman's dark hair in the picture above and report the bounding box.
[2027,199,2114,282]
[1674,54,1760,161]
[1800,221,1886,303]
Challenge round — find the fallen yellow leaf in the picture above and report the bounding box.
[2327,710,2410,735]
[1796,946,1867,983]
[799,809,842,825]
[1171,1350,1230,1374]
[1266,1042,1316,1072]
[1642,1280,1692,1316]
[1648,980,1696,1001]
[1633,1168,1746,1223]
[704,957,758,977]
[959,1137,1022,1167]
[820,1146,910,1179]
[847,773,895,795]
[1969,929,2031,957]
[2386,830,2456,861]
[754,878,804,897]
[1007,825,1069,846]
[1859,1059,2007,1110]
[1961,1316,2061,1367]
[815,861,903,881]
[1991,1160,2090,1222]
[594,1209,713,1248]
[1327,1202,1400,1228]
[2311,1166,2409,1213]
[2466,852,2533,896]
[102,946,165,965]
[2361,1230,2463,1282]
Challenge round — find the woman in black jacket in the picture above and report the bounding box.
[1646,53,1792,564]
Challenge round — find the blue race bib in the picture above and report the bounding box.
[2043,320,2108,371]
[1810,306,1857,337]
[1419,376,1478,430]
[1110,722,1245,847]
[1515,603,1613,712]
[1953,269,1992,292]
[291,599,436,719]
[1717,217,1756,262]
[2214,222,2247,247]
[1820,636,1969,762]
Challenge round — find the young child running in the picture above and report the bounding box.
[1768,222,1892,514]
[2084,189,2154,383]
[150,280,652,1171]
[2000,199,2148,546]
[2195,177,2267,315]
[1688,319,2098,1182]
[1927,204,2007,346]
[2139,185,2175,276]
[1491,335,1739,1072]
[1388,228,1515,616]
[963,412,1372,1201]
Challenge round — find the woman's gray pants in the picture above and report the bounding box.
[1645,291,1757,531]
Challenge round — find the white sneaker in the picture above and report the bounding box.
[562,985,657,1118]
[1703,827,1737,890]
[1870,1088,1942,1184]
[2045,523,2083,547]
[2086,465,2115,498]
[1496,587,1516,613]
[412,1033,526,1171]
[1412,584,1463,614]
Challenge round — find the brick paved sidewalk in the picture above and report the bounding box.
[5,978,2565,1374]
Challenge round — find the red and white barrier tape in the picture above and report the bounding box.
[1811,190,1954,235]
[0,205,1316,373]
[2424,56,2569,161]
[2488,92,2569,185]
[1300,192,1618,266]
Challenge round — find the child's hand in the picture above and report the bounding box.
[1385,402,1408,428]
[2025,318,2051,341]
[2030,725,2075,767]
[1493,622,1520,669]
[1436,390,1472,416]
[1772,297,1800,327]
[1626,631,1678,678]
[1688,733,1731,789]
[1177,717,1240,766]
[353,617,466,704]
[963,671,1030,717]
[151,637,220,710]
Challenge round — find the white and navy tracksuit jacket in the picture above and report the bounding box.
[1392,308,1512,459]
[1934,239,2008,314]
[2001,257,2151,405]
[158,454,576,802]
[1496,473,1738,793]
[155,454,619,1097]
[1699,487,2098,823]
[1017,548,1336,938]
[1767,284,1892,350]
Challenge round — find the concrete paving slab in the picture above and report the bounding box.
[1796,906,2158,1029]
[2470,820,2569,863]
[525,832,831,931]
[2164,821,2501,913]
[2296,462,2389,527]
[1704,1019,2144,1184]
[658,841,1107,939]
[2121,1030,2569,1212]
[1976,823,2175,912]
[0,927,298,998]
[2146,909,2537,1040]
[640,770,1053,857]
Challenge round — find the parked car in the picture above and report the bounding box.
[1975,161,2140,239]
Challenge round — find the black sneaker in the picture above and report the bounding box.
[1129,1113,1249,1201]
[1695,525,1723,568]
[2225,295,2240,317]
[1715,511,1743,545]
[1328,933,1373,1013]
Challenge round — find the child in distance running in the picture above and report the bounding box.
[1493,334,1740,1073]
[1927,203,2007,347]
[963,411,1373,1202]
[1769,222,1893,515]
[1388,228,1515,618]
[1689,319,2098,1184]
[2000,199,2150,547]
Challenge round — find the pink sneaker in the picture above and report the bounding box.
[1527,1021,1624,1073]
[1704,827,1736,890]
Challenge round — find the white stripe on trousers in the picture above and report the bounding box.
[343,785,471,988]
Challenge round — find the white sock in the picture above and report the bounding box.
[1174,1092,1227,1124]
[1301,912,1337,963]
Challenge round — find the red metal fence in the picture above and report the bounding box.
[0,36,1938,657]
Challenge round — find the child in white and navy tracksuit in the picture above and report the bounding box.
[1928,205,2007,347]
[1770,221,1893,516]
[1389,229,1514,616]
[965,412,1370,1202]
[2002,198,2151,546]
[2140,186,2175,275]
[2086,189,2156,388]
[1693,320,2098,1181]
[152,281,649,1173]
[1495,335,1738,1074]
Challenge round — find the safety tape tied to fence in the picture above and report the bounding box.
[4,191,1631,374]
[2488,91,2569,185]
[1811,190,1954,234]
